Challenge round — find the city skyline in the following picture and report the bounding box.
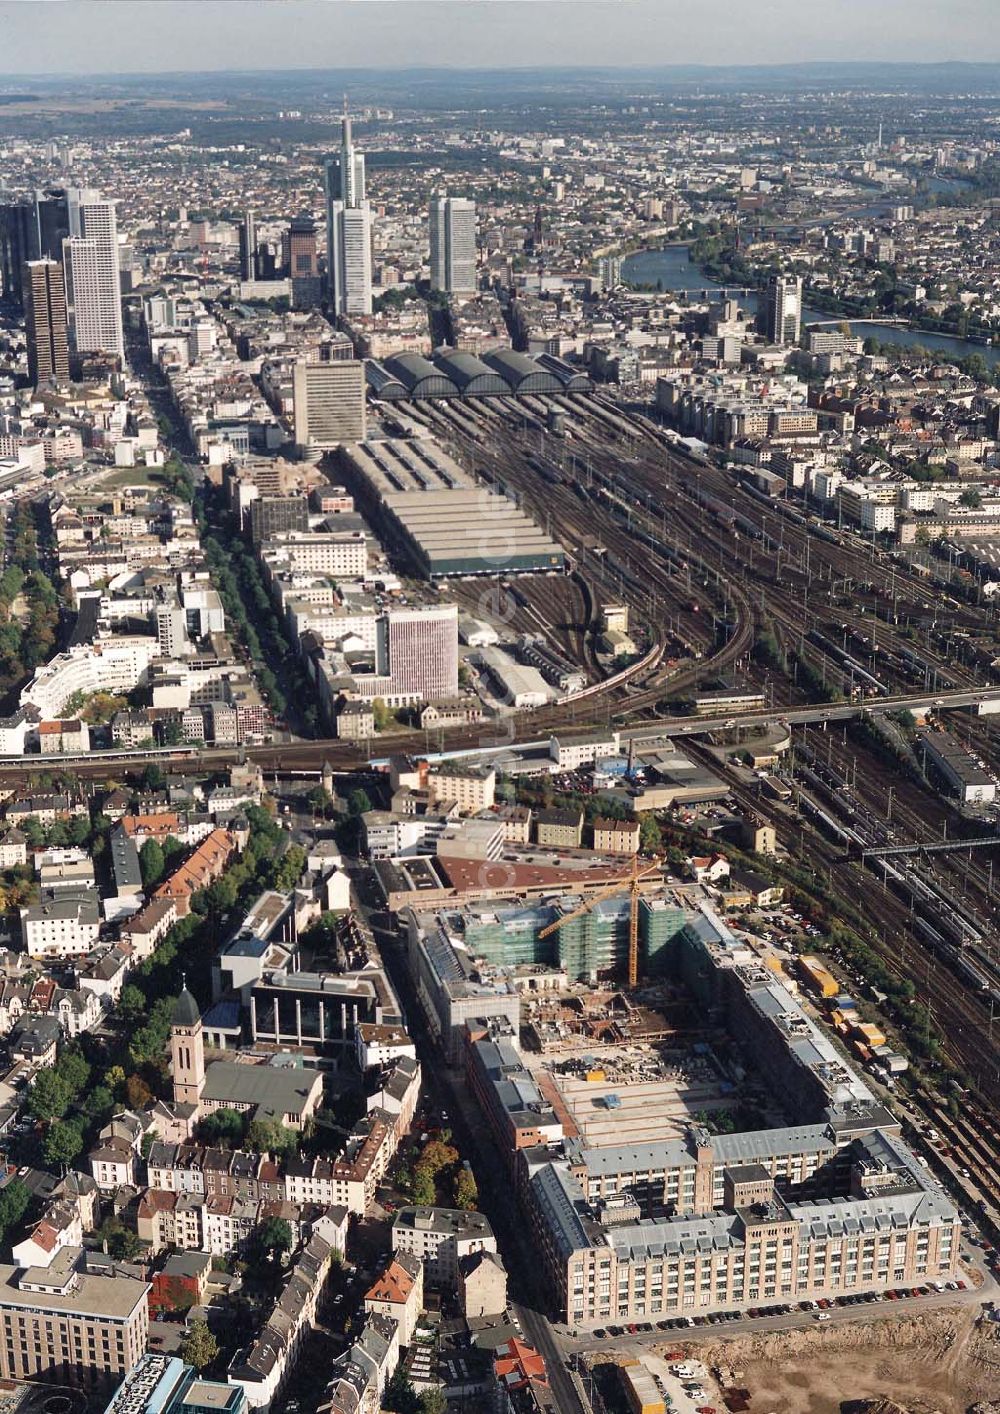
[1,0,998,75]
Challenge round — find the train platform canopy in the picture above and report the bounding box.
[383,354,458,399]
[339,439,565,578]
[382,489,565,577]
[365,349,592,400]
[433,350,510,396]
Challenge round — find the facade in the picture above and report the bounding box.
[292,360,367,450]
[325,118,372,316]
[0,1249,149,1389]
[20,889,101,959]
[63,189,124,361]
[363,1252,423,1346]
[429,195,477,295]
[459,1250,507,1318]
[426,763,496,814]
[535,809,584,849]
[392,1207,497,1288]
[381,604,459,702]
[249,495,309,546]
[24,258,69,384]
[518,906,962,1326]
[239,212,257,282]
[103,1353,247,1414]
[592,818,641,855]
[763,273,802,347]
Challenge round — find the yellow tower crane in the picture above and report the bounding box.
[537,855,663,988]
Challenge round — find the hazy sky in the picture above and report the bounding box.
[1,0,997,76]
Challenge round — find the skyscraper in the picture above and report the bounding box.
[293,358,367,453]
[324,115,372,317]
[62,188,124,361]
[285,213,322,309]
[0,203,33,310]
[379,604,459,701]
[429,195,477,295]
[238,210,257,281]
[23,259,69,385]
[0,191,69,312]
[764,272,802,346]
[35,187,70,261]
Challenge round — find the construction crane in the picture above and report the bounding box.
[537,855,663,988]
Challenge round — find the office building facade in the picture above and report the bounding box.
[0,1254,149,1389]
[24,258,70,384]
[764,273,802,346]
[381,604,459,701]
[292,359,367,450]
[429,195,477,296]
[238,211,257,282]
[325,116,372,316]
[63,189,124,361]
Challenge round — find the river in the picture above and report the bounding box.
[622,245,1000,368]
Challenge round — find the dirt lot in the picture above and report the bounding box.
[683,1309,1000,1414]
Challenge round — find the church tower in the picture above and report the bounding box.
[171,980,205,1109]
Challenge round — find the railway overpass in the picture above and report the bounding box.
[0,685,997,784]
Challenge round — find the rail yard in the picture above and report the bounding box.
[357,386,1000,1248]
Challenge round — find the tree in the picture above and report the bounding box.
[273,844,306,893]
[245,1117,298,1159]
[43,1119,84,1168]
[27,1068,70,1122]
[0,1181,29,1245]
[639,815,663,853]
[139,838,166,889]
[419,1139,458,1175]
[82,1085,115,1123]
[140,763,167,793]
[248,1217,293,1272]
[959,486,983,509]
[410,1166,436,1206]
[383,1368,420,1414]
[371,698,391,731]
[125,1073,154,1109]
[57,1047,90,1098]
[418,1392,447,1414]
[198,1108,246,1149]
[119,985,147,1024]
[348,788,372,817]
[454,1166,478,1211]
[180,1318,219,1372]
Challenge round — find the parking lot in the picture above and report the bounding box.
[565,1268,992,1356]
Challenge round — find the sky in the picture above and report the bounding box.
[0,0,997,76]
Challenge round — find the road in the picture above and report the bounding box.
[0,684,998,785]
[568,1276,997,1359]
[351,872,589,1414]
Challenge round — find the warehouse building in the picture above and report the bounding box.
[917,729,997,805]
[338,439,565,578]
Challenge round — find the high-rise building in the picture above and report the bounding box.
[764,272,802,346]
[285,213,322,309]
[238,210,257,281]
[379,604,459,701]
[285,213,318,278]
[23,258,69,385]
[429,195,477,295]
[293,359,367,452]
[63,189,124,361]
[0,203,34,310]
[0,190,69,312]
[35,187,70,260]
[325,116,372,316]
